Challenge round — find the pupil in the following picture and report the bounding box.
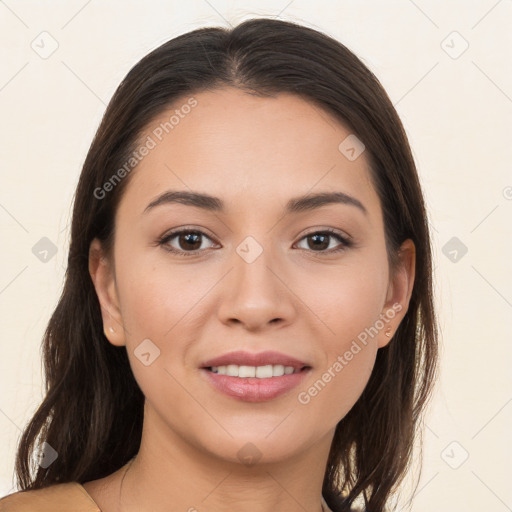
[181,232,201,250]
[310,234,328,250]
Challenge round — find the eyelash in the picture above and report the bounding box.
[157,227,353,257]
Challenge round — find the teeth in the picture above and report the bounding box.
[210,364,300,377]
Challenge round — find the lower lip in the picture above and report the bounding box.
[200,368,311,402]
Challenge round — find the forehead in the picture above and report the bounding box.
[118,87,380,221]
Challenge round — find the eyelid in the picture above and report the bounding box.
[299,226,352,242]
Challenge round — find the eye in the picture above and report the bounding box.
[158,229,217,256]
[158,227,352,257]
[295,229,352,253]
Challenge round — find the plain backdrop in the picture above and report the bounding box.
[1,1,511,510]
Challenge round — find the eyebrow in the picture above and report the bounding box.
[143,190,367,216]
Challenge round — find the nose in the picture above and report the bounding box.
[217,245,297,332]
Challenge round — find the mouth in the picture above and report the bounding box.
[200,365,311,402]
[199,351,312,402]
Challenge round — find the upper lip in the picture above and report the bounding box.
[200,350,310,370]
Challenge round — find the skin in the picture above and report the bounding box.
[85,87,415,512]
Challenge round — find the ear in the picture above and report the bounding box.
[378,238,416,348]
[88,238,126,347]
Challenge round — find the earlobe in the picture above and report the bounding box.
[378,239,416,348]
[88,238,126,347]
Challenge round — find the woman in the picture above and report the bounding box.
[0,17,438,512]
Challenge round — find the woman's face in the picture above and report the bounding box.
[90,87,414,465]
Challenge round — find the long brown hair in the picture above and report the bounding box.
[12,18,438,511]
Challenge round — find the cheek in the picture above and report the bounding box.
[113,250,216,390]
[296,289,381,429]
[114,248,209,339]
[299,250,389,340]
[112,255,201,418]
[293,252,388,421]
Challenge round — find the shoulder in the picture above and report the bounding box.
[0,482,100,512]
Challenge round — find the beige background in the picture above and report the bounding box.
[1,0,511,510]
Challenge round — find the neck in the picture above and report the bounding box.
[116,404,334,512]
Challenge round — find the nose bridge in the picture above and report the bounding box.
[234,236,277,292]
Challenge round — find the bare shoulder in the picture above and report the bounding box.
[0,482,100,512]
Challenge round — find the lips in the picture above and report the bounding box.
[200,350,310,371]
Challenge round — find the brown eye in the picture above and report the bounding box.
[177,231,202,250]
[296,230,352,253]
[307,233,330,251]
[159,229,217,256]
